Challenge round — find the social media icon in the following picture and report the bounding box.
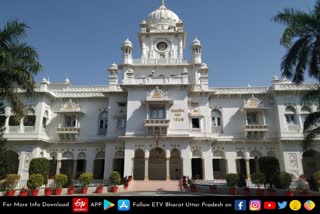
[104,200,115,211]
[118,200,130,211]
[249,200,261,211]
[234,200,247,211]
[289,200,301,211]
[264,201,276,210]
[72,198,89,212]
[304,200,315,211]
[278,201,287,209]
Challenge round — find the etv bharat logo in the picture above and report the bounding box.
[73,198,89,212]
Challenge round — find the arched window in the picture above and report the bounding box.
[285,106,296,124]
[301,106,311,123]
[212,109,222,133]
[98,111,108,135]
[23,108,36,126]
[211,109,221,127]
[43,110,49,128]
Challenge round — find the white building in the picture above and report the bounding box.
[3,1,320,183]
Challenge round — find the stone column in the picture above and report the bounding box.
[103,143,114,180]
[181,144,192,179]
[245,159,251,179]
[144,158,149,180]
[203,146,213,180]
[123,148,134,178]
[166,158,170,180]
[85,148,95,174]
[226,152,237,174]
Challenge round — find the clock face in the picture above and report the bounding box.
[157,42,168,51]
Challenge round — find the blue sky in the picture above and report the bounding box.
[0,0,317,87]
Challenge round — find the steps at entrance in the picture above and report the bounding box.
[131,180,181,192]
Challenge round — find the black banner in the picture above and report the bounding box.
[0,196,319,213]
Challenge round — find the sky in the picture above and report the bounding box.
[0,0,317,87]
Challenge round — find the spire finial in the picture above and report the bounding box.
[161,0,165,6]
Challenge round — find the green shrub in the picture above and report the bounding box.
[27,174,44,189]
[238,174,247,187]
[109,171,121,186]
[79,172,93,187]
[225,173,239,187]
[53,174,68,188]
[313,171,320,186]
[29,158,50,185]
[273,171,292,189]
[251,172,265,189]
[258,156,280,187]
[5,174,20,190]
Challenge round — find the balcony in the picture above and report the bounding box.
[243,124,268,140]
[57,127,80,142]
[145,119,170,127]
[243,124,269,132]
[145,119,170,136]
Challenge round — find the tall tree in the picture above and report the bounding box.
[0,102,7,179]
[273,1,320,148]
[0,19,42,119]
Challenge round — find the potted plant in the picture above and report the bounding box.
[53,174,67,195]
[95,184,104,193]
[251,172,266,196]
[273,171,293,196]
[44,187,52,196]
[68,185,75,195]
[79,172,93,194]
[5,174,20,196]
[19,187,29,196]
[27,174,44,196]
[225,173,240,195]
[109,171,121,193]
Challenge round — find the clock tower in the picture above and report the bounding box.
[138,0,186,62]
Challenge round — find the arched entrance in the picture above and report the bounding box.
[76,152,86,178]
[5,150,19,174]
[149,147,166,180]
[61,151,74,177]
[249,150,262,175]
[93,151,105,179]
[192,149,203,179]
[212,150,226,179]
[303,150,320,177]
[236,151,246,177]
[49,152,57,178]
[134,149,145,180]
[113,150,124,179]
[170,149,182,180]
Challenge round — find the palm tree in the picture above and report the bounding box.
[0,19,42,120]
[273,1,320,148]
[301,87,320,149]
[0,102,7,179]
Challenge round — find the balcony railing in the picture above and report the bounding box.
[144,119,170,127]
[57,127,80,142]
[132,58,189,65]
[57,127,80,134]
[243,124,269,132]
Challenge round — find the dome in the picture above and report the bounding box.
[108,63,118,72]
[146,1,181,30]
[192,37,201,46]
[122,38,132,48]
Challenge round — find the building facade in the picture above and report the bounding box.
[3,1,320,182]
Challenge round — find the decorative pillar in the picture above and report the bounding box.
[245,159,251,179]
[123,148,134,178]
[226,152,237,174]
[166,158,170,180]
[144,158,149,180]
[56,160,61,174]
